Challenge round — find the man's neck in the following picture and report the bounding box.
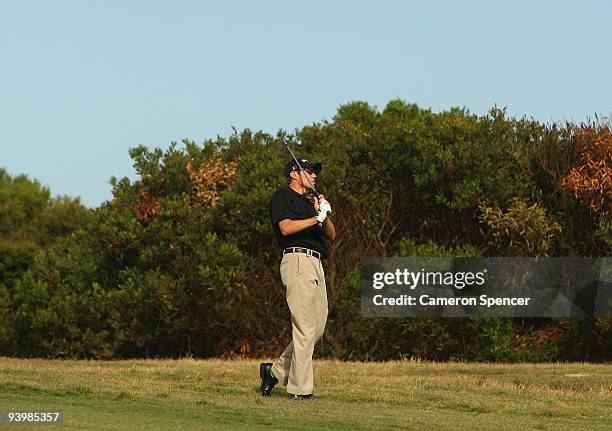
[289,181,306,195]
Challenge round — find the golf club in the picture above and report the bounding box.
[282,139,331,216]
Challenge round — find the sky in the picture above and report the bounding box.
[1,0,611,208]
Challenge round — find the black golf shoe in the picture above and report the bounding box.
[259,362,278,396]
[288,393,321,400]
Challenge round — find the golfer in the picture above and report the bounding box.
[260,158,336,399]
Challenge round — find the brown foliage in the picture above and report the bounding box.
[515,325,566,350]
[560,125,612,217]
[530,325,565,349]
[187,157,238,208]
[130,188,161,222]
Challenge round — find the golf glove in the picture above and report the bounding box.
[317,200,332,223]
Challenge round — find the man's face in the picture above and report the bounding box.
[291,168,317,187]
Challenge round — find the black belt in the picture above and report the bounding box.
[283,247,322,260]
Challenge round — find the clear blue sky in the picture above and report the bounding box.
[1,1,610,208]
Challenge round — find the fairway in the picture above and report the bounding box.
[0,358,610,430]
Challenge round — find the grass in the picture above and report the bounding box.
[0,357,610,430]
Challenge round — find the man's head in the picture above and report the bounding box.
[284,158,322,189]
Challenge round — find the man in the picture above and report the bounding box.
[260,157,336,399]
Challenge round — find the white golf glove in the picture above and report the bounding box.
[316,199,332,223]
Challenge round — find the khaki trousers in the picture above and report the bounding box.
[271,252,328,395]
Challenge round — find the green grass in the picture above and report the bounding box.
[0,357,610,430]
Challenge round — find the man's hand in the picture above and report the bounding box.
[316,195,336,241]
[315,194,332,223]
[313,195,332,211]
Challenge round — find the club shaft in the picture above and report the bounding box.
[283,141,320,197]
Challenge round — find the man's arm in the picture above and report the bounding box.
[277,194,336,239]
[278,217,318,236]
[314,195,335,241]
[320,217,336,241]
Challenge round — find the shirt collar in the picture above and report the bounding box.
[287,185,308,199]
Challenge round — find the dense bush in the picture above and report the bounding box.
[0,101,610,361]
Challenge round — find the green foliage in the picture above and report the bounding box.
[0,101,609,361]
[478,198,561,256]
[0,239,39,350]
[0,239,37,289]
[595,217,612,249]
[398,238,481,257]
[555,318,612,361]
[0,168,93,246]
[0,168,50,240]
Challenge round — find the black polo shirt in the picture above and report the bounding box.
[268,186,328,258]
